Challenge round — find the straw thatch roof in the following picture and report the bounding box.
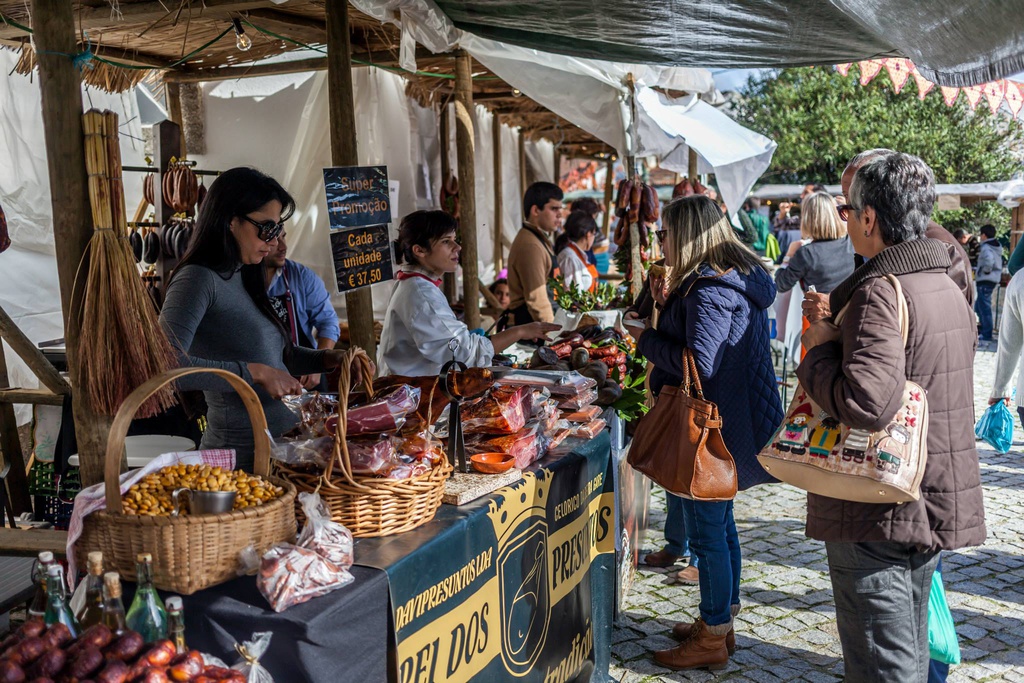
[0,0,621,158]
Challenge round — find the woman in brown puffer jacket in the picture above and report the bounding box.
[798,152,985,683]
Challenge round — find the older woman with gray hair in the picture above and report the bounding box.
[798,152,986,682]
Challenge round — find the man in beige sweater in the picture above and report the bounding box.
[508,182,564,325]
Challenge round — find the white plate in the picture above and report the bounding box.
[68,434,196,468]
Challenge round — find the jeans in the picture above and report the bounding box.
[679,499,741,626]
[664,494,696,567]
[975,282,996,340]
[826,541,940,683]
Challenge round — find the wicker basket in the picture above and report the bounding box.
[77,368,297,595]
[275,349,450,537]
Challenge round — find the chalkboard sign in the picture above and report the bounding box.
[324,166,390,230]
[330,224,394,293]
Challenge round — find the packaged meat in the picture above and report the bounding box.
[558,388,598,412]
[570,419,607,439]
[347,436,397,475]
[467,424,541,469]
[344,385,421,436]
[462,385,528,435]
[282,392,339,438]
[529,388,552,416]
[363,376,448,433]
[296,493,354,570]
[395,431,446,465]
[383,458,432,480]
[495,370,597,397]
[545,420,573,451]
[562,405,602,423]
[258,543,352,613]
[271,435,334,469]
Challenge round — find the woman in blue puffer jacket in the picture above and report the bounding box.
[632,195,783,672]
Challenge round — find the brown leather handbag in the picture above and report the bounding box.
[627,348,738,501]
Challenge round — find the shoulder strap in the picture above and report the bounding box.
[833,274,909,348]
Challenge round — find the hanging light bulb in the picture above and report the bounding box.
[511,88,522,97]
[232,18,252,51]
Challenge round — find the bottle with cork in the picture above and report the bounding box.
[103,572,128,636]
[76,551,106,628]
[166,596,186,654]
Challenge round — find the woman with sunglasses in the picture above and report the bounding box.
[160,167,347,471]
[624,195,782,672]
[379,210,559,376]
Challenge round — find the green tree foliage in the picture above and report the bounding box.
[735,66,1024,234]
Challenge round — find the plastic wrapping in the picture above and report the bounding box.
[348,435,398,475]
[570,419,607,439]
[345,385,421,436]
[558,388,598,411]
[283,392,339,439]
[231,631,275,683]
[462,385,528,435]
[296,492,354,570]
[495,370,597,396]
[468,423,542,469]
[396,431,446,465]
[270,434,334,469]
[562,405,602,422]
[975,401,1014,454]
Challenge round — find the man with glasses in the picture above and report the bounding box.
[265,231,340,389]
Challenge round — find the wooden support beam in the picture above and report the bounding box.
[454,50,480,330]
[438,102,457,304]
[326,0,375,360]
[166,81,182,125]
[518,130,527,197]
[0,305,70,397]
[0,528,68,557]
[32,0,112,488]
[0,389,64,406]
[627,155,643,299]
[688,147,699,180]
[493,114,504,274]
[603,158,614,237]
[245,8,327,40]
[0,348,32,513]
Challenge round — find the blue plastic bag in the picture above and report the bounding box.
[928,569,961,665]
[975,401,1014,454]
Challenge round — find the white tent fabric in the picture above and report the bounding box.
[0,50,146,424]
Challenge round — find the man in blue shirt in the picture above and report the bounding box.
[265,232,340,389]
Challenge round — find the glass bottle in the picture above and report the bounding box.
[125,553,167,643]
[27,551,55,621]
[44,564,79,637]
[103,572,128,636]
[76,551,105,628]
[166,596,185,654]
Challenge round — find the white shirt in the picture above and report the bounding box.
[992,269,1024,407]
[557,243,593,292]
[378,268,495,376]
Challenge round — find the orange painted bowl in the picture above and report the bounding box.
[469,452,516,474]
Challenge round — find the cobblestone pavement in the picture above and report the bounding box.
[610,347,1024,682]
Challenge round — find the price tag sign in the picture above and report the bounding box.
[323,165,395,293]
[330,224,394,293]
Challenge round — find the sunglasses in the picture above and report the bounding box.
[242,215,285,243]
[656,229,668,242]
[836,204,855,222]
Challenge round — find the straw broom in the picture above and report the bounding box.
[77,110,178,418]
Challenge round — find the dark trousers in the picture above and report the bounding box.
[826,541,939,683]
[664,493,694,565]
[927,554,949,683]
[975,282,996,340]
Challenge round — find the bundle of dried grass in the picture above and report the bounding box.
[78,110,177,418]
[15,45,151,94]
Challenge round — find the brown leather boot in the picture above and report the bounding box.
[654,619,730,671]
[670,619,736,654]
[643,548,683,567]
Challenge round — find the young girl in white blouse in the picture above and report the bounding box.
[555,211,599,293]
[378,210,559,376]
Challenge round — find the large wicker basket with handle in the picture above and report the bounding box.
[275,348,451,537]
[76,368,297,595]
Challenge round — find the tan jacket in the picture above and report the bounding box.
[507,223,555,323]
[797,238,986,551]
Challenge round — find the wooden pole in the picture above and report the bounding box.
[0,305,71,397]
[553,148,562,185]
[439,102,457,304]
[31,0,112,488]
[602,158,614,237]
[518,130,528,199]
[493,114,504,273]
[625,74,643,299]
[165,82,182,125]
[326,0,376,359]
[454,50,480,330]
[688,147,699,181]
[1011,204,1023,252]
[0,347,32,513]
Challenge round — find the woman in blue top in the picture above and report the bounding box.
[629,195,783,672]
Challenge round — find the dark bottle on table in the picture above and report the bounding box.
[28,550,55,621]
[44,563,79,637]
[126,553,167,643]
[76,551,105,628]
[103,571,128,636]
[166,596,186,654]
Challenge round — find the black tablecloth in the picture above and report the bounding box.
[124,565,389,683]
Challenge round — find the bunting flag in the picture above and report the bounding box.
[1005,81,1024,118]
[940,85,960,106]
[838,60,1024,119]
[982,80,1007,115]
[883,58,913,93]
[961,84,984,110]
[911,69,935,100]
[858,60,883,86]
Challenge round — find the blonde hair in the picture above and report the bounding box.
[800,192,846,241]
[663,195,767,292]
